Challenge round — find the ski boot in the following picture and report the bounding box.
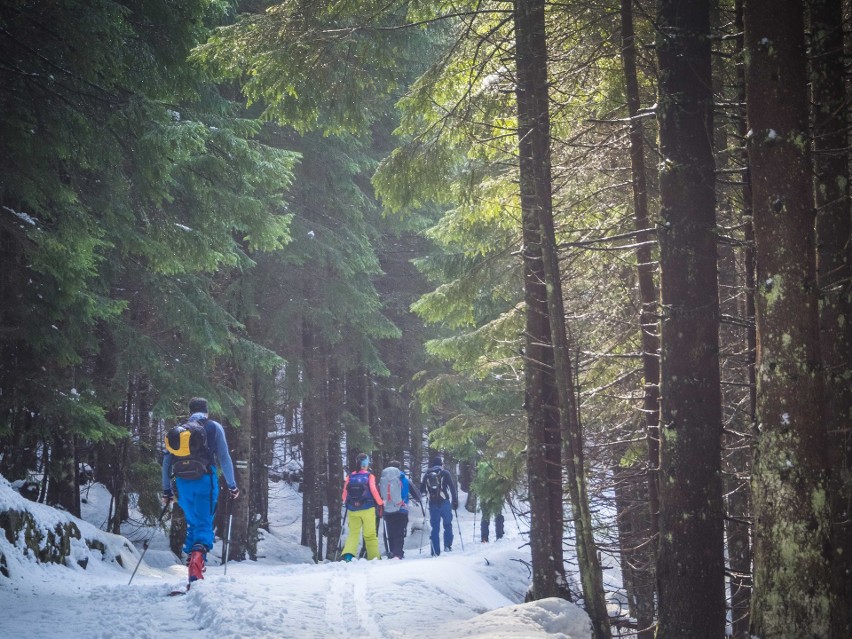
[187,543,207,583]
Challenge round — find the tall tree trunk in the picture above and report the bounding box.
[514,1,569,602]
[0,411,39,482]
[300,324,324,560]
[325,362,344,561]
[251,372,271,532]
[102,401,131,534]
[808,2,852,635]
[725,6,755,638]
[169,503,186,558]
[513,0,609,633]
[226,380,252,562]
[46,431,80,517]
[246,371,266,557]
[744,0,833,635]
[654,0,726,636]
[613,462,656,639]
[619,4,660,635]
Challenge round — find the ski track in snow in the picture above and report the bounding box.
[0,481,600,639]
[323,565,351,636]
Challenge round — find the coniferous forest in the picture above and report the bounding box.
[1,1,850,637]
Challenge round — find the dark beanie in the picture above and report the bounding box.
[429,456,443,467]
[188,397,208,414]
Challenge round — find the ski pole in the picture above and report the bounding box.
[382,516,390,558]
[473,503,477,543]
[223,510,234,575]
[454,507,465,551]
[418,499,427,554]
[128,502,170,585]
[419,508,425,554]
[335,508,348,561]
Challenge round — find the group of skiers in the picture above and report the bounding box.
[160,398,506,586]
[340,454,460,560]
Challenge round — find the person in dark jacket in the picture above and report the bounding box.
[420,455,458,556]
[162,397,239,582]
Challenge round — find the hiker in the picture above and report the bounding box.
[420,455,458,556]
[162,397,239,582]
[480,499,505,543]
[475,460,511,543]
[379,460,422,559]
[341,453,384,561]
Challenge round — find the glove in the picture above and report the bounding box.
[452,500,459,510]
[162,490,174,506]
[229,487,240,499]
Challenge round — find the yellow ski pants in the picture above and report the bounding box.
[342,508,381,560]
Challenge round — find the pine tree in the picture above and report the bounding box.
[744,0,833,634]
[654,0,726,635]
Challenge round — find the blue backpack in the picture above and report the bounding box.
[346,472,374,510]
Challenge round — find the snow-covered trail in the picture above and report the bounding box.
[1,479,595,639]
[4,540,531,639]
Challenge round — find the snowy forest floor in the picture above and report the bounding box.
[0,477,600,638]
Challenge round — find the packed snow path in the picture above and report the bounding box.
[0,479,596,638]
[3,542,591,639]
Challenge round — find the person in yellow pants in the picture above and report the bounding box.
[341,453,384,561]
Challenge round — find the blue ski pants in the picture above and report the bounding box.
[429,500,453,555]
[175,469,219,554]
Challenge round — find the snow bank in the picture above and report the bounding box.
[0,474,136,583]
[444,596,592,638]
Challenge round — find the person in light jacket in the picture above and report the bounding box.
[380,460,422,559]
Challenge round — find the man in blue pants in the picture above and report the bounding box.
[162,397,239,582]
[420,456,458,556]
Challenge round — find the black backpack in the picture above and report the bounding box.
[165,420,212,480]
[424,469,443,502]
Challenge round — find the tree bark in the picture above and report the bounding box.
[225,383,252,562]
[514,14,570,606]
[325,362,344,560]
[46,431,81,518]
[513,0,609,633]
[744,0,833,635]
[300,323,323,560]
[250,371,271,533]
[808,2,852,635]
[726,6,755,637]
[654,0,726,636]
[613,463,655,639]
[618,4,660,634]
